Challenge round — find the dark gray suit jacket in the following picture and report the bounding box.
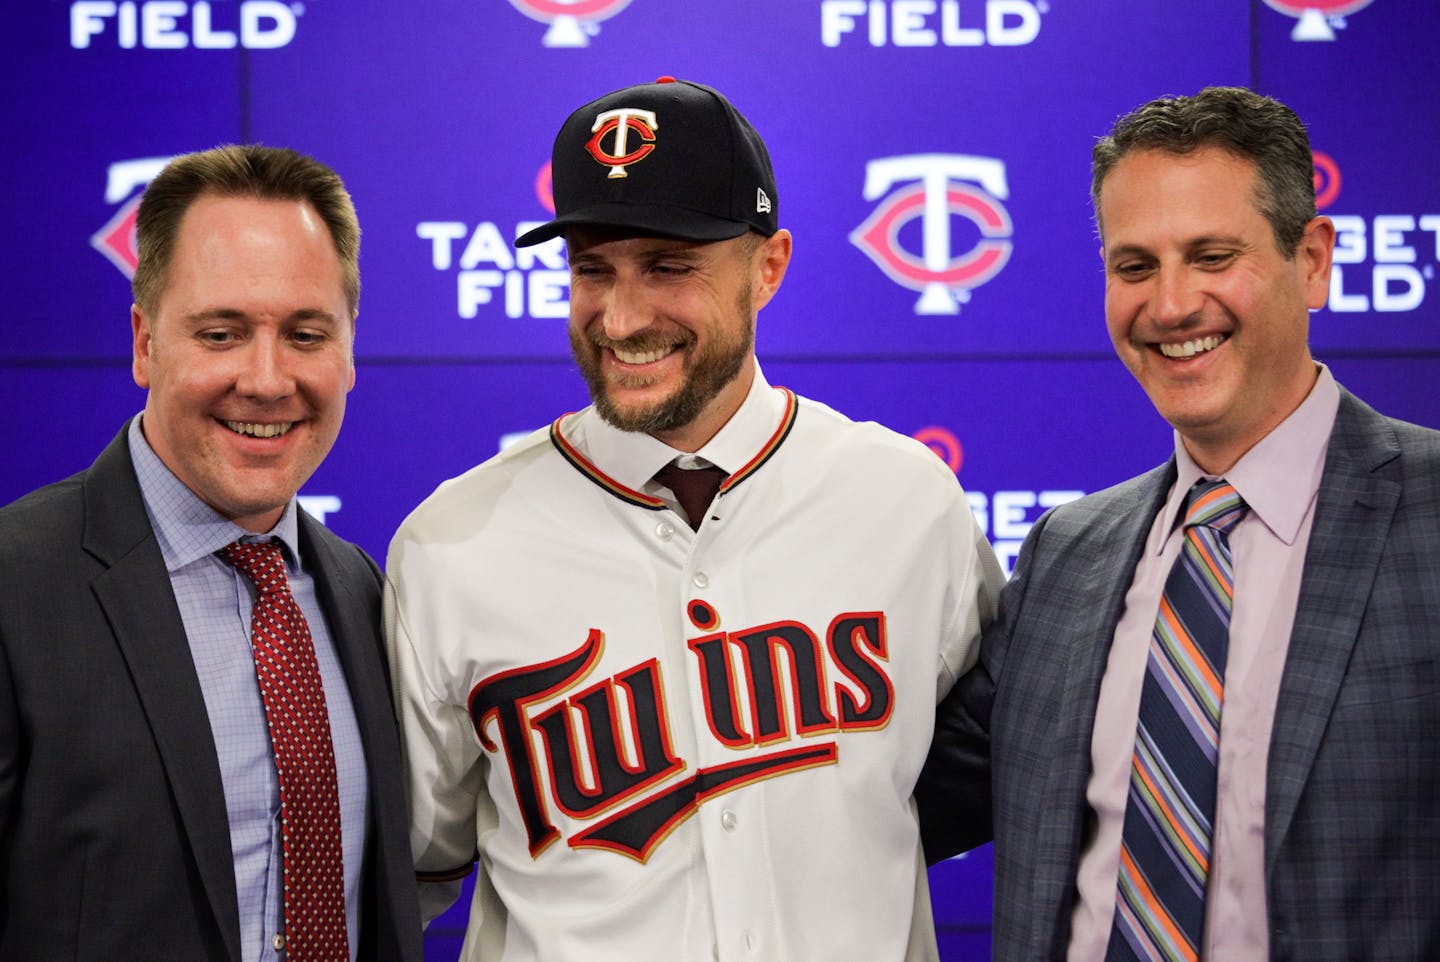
[0,425,423,962]
[918,389,1440,961]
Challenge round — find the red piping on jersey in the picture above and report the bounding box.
[549,416,668,511]
[718,388,797,496]
[548,388,799,509]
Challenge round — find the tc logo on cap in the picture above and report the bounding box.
[585,107,658,178]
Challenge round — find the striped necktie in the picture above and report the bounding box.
[1106,479,1247,962]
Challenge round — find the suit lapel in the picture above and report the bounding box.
[1029,462,1175,958]
[82,427,242,962]
[299,515,386,734]
[1265,391,1402,873]
[299,514,413,961]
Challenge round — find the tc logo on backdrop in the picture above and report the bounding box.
[1263,0,1374,41]
[91,157,173,278]
[507,0,632,47]
[850,154,1014,315]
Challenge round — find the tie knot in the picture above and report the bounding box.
[1184,479,1247,535]
[654,460,728,530]
[217,539,289,594]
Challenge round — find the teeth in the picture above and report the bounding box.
[225,420,292,438]
[1160,335,1226,359]
[612,345,675,365]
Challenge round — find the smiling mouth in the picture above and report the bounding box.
[224,420,294,438]
[611,344,680,365]
[1159,334,1228,359]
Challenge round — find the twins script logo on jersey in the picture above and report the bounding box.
[91,157,173,277]
[851,154,1014,315]
[586,107,657,178]
[471,605,895,862]
[1264,0,1374,40]
[507,0,633,47]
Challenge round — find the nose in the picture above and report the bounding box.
[1150,264,1205,328]
[599,275,651,342]
[235,334,296,401]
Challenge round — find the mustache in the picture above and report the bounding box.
[587,328,696,353]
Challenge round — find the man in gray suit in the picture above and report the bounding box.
[0,146,422,961]
[918,86,1439,961]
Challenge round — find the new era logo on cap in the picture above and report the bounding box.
[516,77,779,247]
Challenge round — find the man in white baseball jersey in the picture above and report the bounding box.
[384,76,1003,962]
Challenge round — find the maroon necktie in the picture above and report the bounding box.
[654,460,727,530]
[218,540,349,962]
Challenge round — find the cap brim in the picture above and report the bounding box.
[514,203,753,247]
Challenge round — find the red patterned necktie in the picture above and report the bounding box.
[218,540,349,962]
[654,460,728,530]
[1106,480,1247,962]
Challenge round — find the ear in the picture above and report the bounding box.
[751,229,792,313]
[1298,215,1336,310]
[347,312,358,392]
[132,305,152,389]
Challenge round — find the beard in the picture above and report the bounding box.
[570,288,755,436]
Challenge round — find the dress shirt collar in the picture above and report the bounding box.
[569,365,786,487]
[1159,363,1340,550]
[127,414,303,573]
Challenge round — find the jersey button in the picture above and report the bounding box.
[744,930,759,952]
[692,572,709,588]
[720,809,738,831]
[655,521,675,540]
[272,933,285,951]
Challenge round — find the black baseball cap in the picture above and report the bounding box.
[514,77,779,247]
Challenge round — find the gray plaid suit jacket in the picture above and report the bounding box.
[917,387,1440,961]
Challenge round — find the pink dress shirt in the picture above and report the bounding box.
[1067,366,1340,962]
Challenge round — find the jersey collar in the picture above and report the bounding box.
[550,365,798,511]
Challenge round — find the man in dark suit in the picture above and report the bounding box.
[918,87,1439,961]
[0,146,422,961]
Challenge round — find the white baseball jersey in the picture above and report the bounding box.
[385,367,1003,962]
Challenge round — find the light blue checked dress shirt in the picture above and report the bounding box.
[128,416,367,962]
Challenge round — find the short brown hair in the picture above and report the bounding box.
[132,144,360,315]
[1091,86,1316,257]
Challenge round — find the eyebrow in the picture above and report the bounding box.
[643,246,706,263]
[1184,233,1247,249]
[179,307,344,325]
[568,245,707,267]
[1103,243,1151,262]
[1104,234,1247,261]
